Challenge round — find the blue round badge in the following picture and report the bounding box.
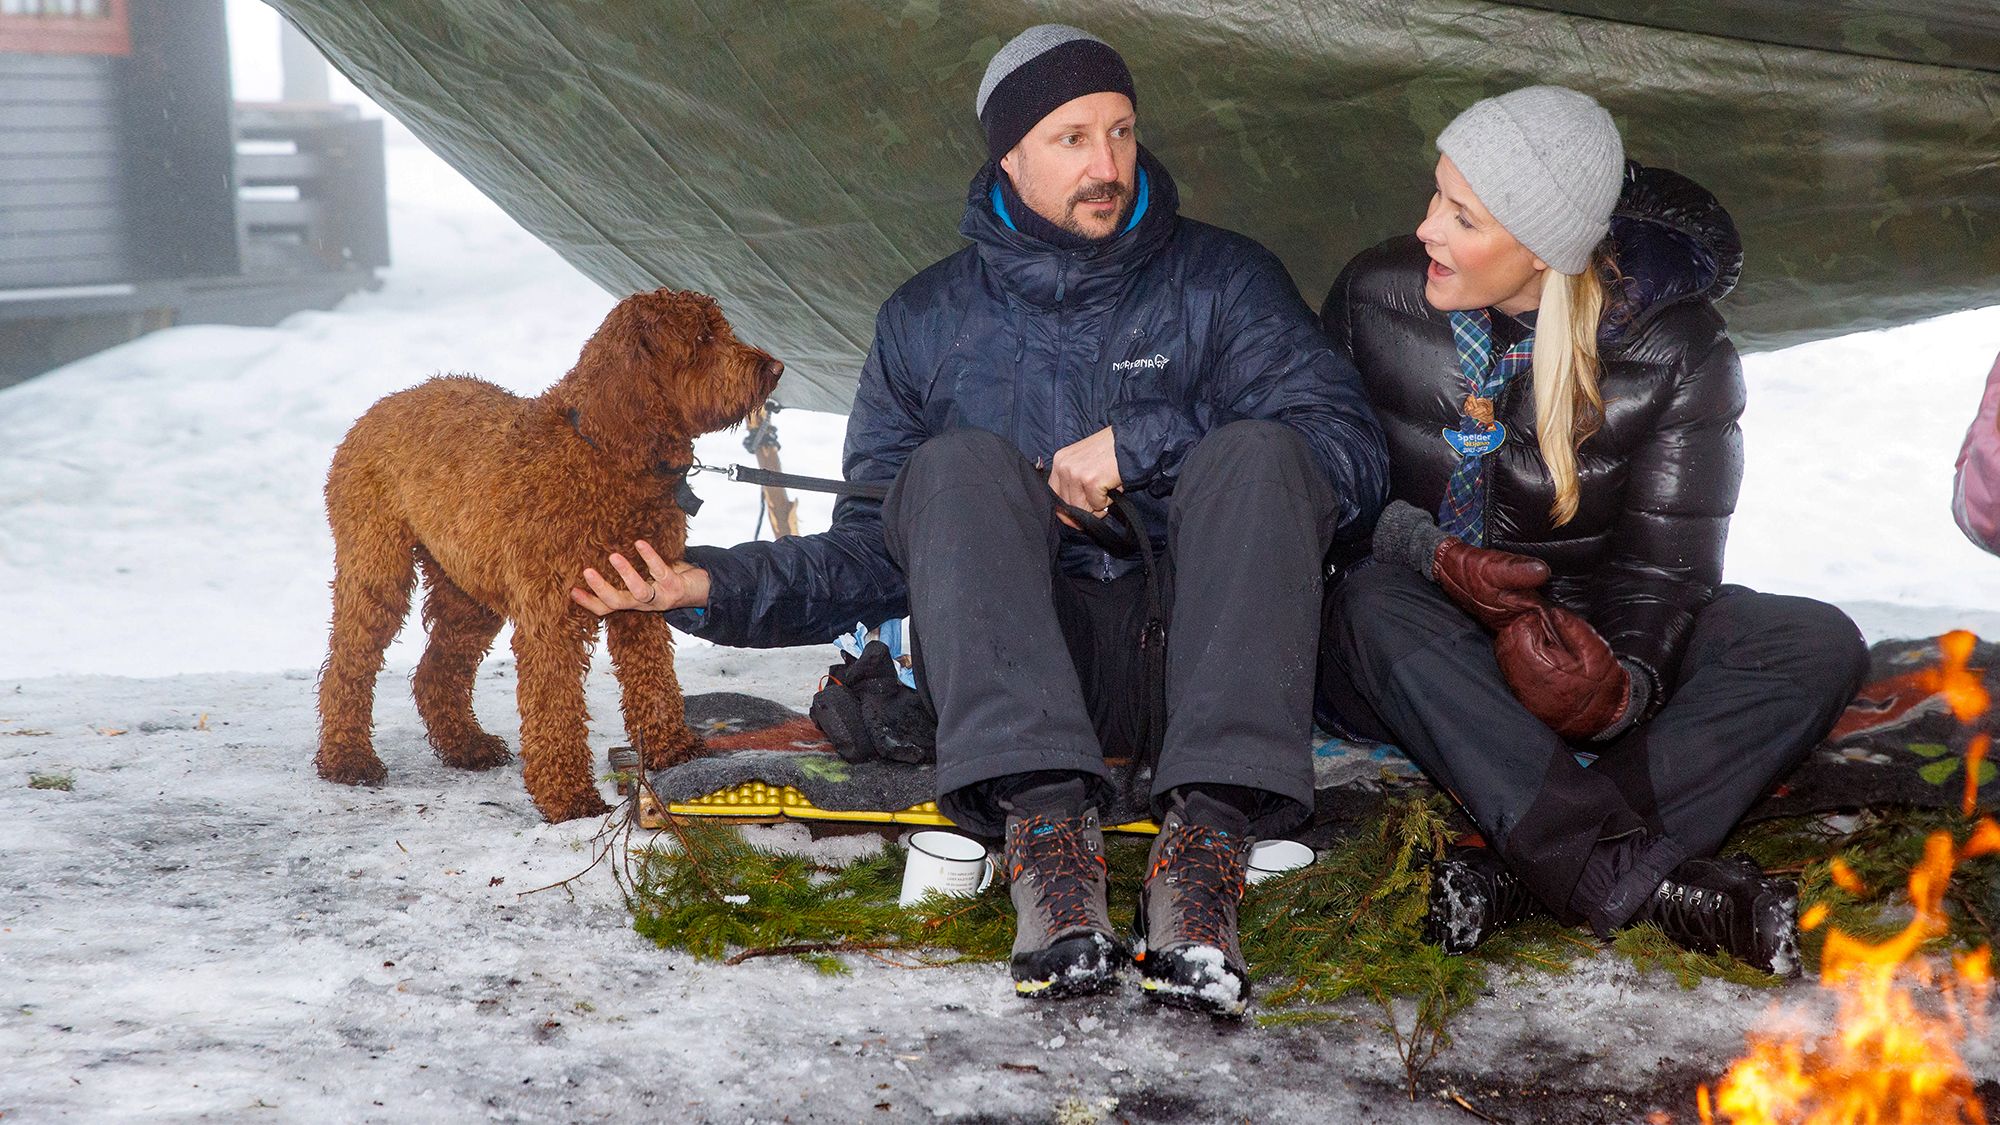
[1443,422,1506,459]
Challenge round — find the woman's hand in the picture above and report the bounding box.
[1433,537,1552,631]
[1493,605,1630,740]
[570,540,710,616]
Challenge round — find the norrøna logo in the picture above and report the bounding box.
[1112,353,1171,372]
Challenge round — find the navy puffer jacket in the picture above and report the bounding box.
[1321,163,1745,697]
[675,148,1388,648]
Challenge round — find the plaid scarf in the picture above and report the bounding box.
[1437,308,1535,545]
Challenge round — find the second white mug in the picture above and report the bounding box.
[898,829,997,907]
[1246,839,1317,885]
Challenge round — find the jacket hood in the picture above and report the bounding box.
[959,145,1180,309]
[1609,161,1743,323]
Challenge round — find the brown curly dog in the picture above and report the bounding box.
[316,289,782,822]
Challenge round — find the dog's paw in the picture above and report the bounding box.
[316,751,388,787]
[535,790,614,823]
[433,731,512,771]
[641,730,705,769]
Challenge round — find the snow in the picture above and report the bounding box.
[2,15,1997,1118]
[1139,945,1249,1018]
[1727,303,2000,642]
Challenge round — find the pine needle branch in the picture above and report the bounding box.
[723,940,904,965]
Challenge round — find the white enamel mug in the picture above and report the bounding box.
[897,829,997,907]
[1246,839,1317,885]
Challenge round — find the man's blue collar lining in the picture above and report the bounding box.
[991,179,1016,231]
[989,167,1151,239]
[1123,168,1150,234]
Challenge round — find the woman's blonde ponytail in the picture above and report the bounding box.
[1531,247,1612,526]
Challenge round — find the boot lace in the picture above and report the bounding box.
[1152,824,1247,949]
[1009,814,1105,934]
[1650,880,1737,954]
[1486,863,1540,928]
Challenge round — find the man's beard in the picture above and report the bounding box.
[1058,178,1131,238]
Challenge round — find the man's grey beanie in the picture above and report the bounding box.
[1437,85,1624,275]
[975,25,1134,161]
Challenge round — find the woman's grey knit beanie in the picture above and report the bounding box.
[1437,85,1624,275]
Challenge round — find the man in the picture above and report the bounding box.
[574,25,1387,1017]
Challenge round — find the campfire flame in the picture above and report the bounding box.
[1700,633,1996,1125]
[1929,630,1993,819]
[1700,822,1997,1125]
[1926,631,1992,726]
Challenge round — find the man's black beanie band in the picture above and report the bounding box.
[979,38,1136,162]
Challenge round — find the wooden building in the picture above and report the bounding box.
[0,0,387,388]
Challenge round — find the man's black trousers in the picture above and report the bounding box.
[1315,563,1868,922]
[882,422,1339,838]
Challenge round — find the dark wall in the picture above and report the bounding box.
[0,52,137,288]
[120,0,238,281]
[0,0,238,290]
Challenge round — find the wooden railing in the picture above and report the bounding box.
[232,102,388,278]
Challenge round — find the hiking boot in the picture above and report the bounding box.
[1133,792,1254,1018]
[1003,805,1121,999]
[1423,845,1545,954]
[1636,855,1802,978]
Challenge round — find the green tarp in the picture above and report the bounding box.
[272,1,2000,414]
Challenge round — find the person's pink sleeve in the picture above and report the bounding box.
[1953,353,2000,556]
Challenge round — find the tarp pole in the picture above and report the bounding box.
[743,404,798,538]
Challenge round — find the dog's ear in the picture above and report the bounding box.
[560,289,708,458]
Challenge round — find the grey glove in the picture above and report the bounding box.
[1371,499,1451,578]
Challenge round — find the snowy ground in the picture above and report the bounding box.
[14,652,1990,1124]
[4,16,2000,1119]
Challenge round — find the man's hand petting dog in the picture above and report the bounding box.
[572,539,710,615]
[1049,425,1121,528]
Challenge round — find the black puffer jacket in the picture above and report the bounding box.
[1320,163,1746,695]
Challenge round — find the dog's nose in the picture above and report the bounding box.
[761,358,785,383]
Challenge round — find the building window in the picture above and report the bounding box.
[0,0,130,56]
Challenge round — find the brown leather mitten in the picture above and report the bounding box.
[1494,605,1632,740]
[1432,537,1554,632]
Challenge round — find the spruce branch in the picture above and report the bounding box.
[723,940,904,965]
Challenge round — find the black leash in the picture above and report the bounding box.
[1110,491,1170,772]
[720,463,889,501]
[710,461,1146,558]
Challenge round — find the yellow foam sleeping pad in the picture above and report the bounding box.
[650,780,1159,834]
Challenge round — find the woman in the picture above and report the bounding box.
[1315,86,1867,975]
[1953,351,2000,556]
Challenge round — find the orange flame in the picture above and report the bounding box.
[1924,631,1991,724]
[1915,631,1993,817]
[1968,818,2000,858]
[1828,857,1868,897]
[1967,734,1991,819]
[1704,820,1997,1124]
[1800,903,1831,932]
